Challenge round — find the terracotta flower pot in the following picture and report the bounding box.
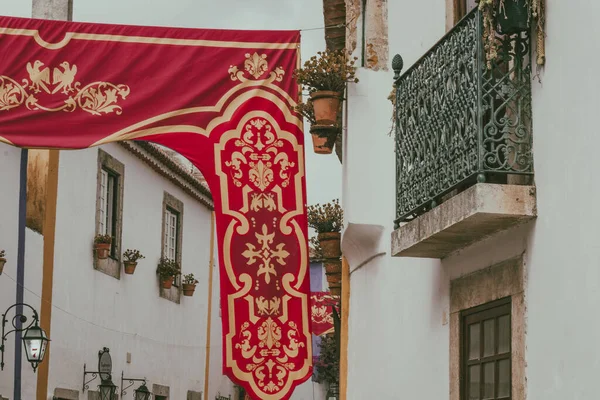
[496,0,529,34]
[0,258,5,275]
[94,243,111,259]
[161,278,173,289]
[310,90,341,125]
[182,283,197,296]
[123,261,137,275]
[318,232,342,259]
[329,285,341,296]
[324,259,342,275]
[309,124,339,155]
[326,272,342,285]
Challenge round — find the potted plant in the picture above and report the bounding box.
[314,334,339,390]
[294,49,358,125]
[295,100,338,155]
[0,250,5,275]
[93,234,113,259]
[122,249,145,275]
[307,199,343,259]
[309,236,324,260]
[480,0,546,67]
[182,273,199,297]
[157,257,180,289]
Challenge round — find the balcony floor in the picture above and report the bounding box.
[391,184,537,259]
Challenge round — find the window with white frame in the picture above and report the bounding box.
[161,192,184,289]
[98,169,118,243]
[95,149,124,263]
[163,208,179,261]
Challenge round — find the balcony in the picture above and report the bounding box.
[391,8,536,259]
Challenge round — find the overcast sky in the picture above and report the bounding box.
[1,0,342,208]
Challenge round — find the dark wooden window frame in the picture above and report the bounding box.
[160,191,184,303]
[94,149,125,280]
[460,297,512,400]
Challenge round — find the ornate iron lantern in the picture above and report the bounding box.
[121,371,151,400]
[1,303,49,372]
[134,383,152,400]
[22,323,49,371]
[98,377,117,400]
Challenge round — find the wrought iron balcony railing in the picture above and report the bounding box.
[392,8,533,228]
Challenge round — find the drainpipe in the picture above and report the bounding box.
[13,149,28,400]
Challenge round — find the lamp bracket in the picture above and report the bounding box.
[120,371,147,397]
[0,303,40,371]
[82,363,102,392]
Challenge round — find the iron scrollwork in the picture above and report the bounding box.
[120,371,147,398]
[393,7,533,227]
[0,303,40,370]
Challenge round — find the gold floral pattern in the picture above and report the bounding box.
[242,224,290,284]
[224,118,295,191]
[0,60,130,115]
[244,52,269,79]
[229,53,285,83]
[235,318,305,393]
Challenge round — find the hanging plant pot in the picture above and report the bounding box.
[324,259,342,275]
[318,232,341,259]
[161,278,173,289]
[309,124,338,155]
[329,283,341,296]
[123,261,137,275]
[0,257,5,275]
[496,0,530,34]
[94,243,111,260]
[182,283,197,296]
[310,91,342,125]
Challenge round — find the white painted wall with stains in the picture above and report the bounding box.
[343,1,600,400]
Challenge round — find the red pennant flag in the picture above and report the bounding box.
[311,292,340,336]
[0,15,311,400]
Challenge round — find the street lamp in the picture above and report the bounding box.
[98,376,118,400]
[134,383,152,400]
[121,371,152,400]
[1,303,49,372]
[22,322,49,371]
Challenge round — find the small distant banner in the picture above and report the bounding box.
[310,292,340,336]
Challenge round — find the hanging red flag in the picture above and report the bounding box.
[310,292,340,336]
[0,15,311,400]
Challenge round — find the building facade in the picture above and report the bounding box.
[338,0,596,400]
[0,141,231,400]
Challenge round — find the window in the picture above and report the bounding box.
[163,207,180,286]
[462,298,511,400]
[98,168,119,257]
[94,149,124,279]
[161,192,184,301]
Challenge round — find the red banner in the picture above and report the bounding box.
[310,292,339,336]
[0,16,310,400]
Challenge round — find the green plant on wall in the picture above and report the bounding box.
[313,334,340,386]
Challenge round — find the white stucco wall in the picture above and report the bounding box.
[343,1,600,400]
[342,1,447,399]
[40,144,212,398]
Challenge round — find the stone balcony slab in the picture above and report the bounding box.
[391,184,537,259]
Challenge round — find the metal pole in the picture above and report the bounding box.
[13,149,28,400]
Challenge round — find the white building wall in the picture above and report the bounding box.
[44,143,212,398]
[343,0,447,399]
[344,1,600,400]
